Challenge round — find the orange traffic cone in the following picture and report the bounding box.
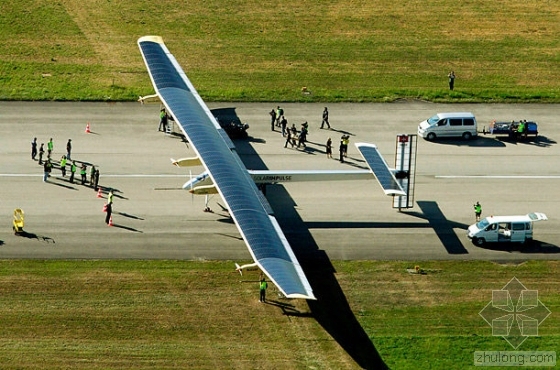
[85,122,91,133]
[102,203,107,212]
[96,188,103,198]
[108,216,113,226]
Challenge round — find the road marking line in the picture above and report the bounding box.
[436,175,560,179]
[0,174,187,178]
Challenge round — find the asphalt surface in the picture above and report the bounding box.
[1,101,559,261]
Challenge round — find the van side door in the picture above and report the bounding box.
[511,222,527,242]
[449,118,463,137]
[437,118,449,136]
[498,222,512,242]
[482,222,499,242]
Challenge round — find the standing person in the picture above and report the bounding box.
[60,156,67,177]
[326,137,332,158]
[339,140,345,163]
[284,130,293,148]
[517,120,525,140]
[69,161,77,184]
[448,71,456,91]
[259,277,268,303]
[80,163,87,185]
[320,107,330,129]
[66,139,72,160]
[90,165,96,186]
[94,168,100,191]
[290,124,298,147]
[31,138,38,160]
[298,123,308,148]
[158,108,168,132]
[105,189,114,225]
[280,116,288,137]
[269,108,276,131]
[342,135,350,157]
[43,160,52,182]
[38,143,45,165]
[47,138,54,158]
[474,201,482,222]
[276,106,284,126]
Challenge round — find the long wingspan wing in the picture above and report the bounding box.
[138,36,315,300]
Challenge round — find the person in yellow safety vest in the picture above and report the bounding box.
[342,135,350,157]
[259,277,268,303]
[69,161,76,183]
[105,189,114,225]
[517,121,525,139]
[47,138,54,158]
[474,201,482,222]
[80,164,87,185]
[60,156,67,177]
[158,108,168,132]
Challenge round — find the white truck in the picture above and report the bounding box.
[467,213,548,246]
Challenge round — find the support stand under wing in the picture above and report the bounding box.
[392,134,417,210]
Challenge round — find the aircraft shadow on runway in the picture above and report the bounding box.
[405,201,470,255]
[234,127,389,369]
[305,221,430,229]
[266,185,388,369]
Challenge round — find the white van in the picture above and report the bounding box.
[417,112,477,140]
[467,212,548,246]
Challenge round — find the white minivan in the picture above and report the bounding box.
[417,112,477,140]
[467,213,548,246]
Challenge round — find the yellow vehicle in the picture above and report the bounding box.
[13,208,24,234]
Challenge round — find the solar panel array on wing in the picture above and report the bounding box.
[138,37,313,298]
[356,144,403,194]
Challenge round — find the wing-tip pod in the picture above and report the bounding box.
[355,142,406,196]
[286,293,317,300]
[138,35,164,44]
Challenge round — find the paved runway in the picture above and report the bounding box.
[1,101,559,261]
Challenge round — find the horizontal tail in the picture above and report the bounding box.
[355,142,406,196]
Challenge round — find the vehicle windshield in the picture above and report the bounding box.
[427,114,440,125]
[476,219,489,229]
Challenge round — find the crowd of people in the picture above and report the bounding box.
[33,137,100,188]
[32,136,113,223]
[269,105,352,163]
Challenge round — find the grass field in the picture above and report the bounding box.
[0,0,559,102]
[0,260,558,369]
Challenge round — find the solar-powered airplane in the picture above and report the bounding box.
[137,36,413,301]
